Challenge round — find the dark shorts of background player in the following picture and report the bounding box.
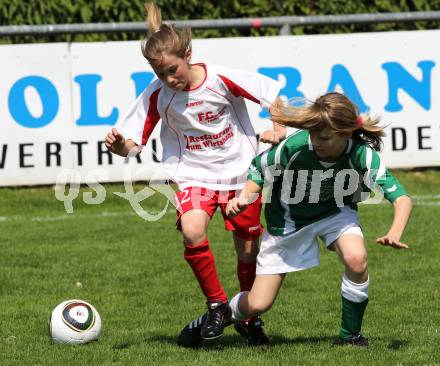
[175,187,263,241]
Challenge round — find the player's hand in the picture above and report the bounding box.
[226,196,249,218]
[376,234,409,249]
[260,129,285,144]
[105,128,125,153]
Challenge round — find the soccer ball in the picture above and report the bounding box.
[48,299,102,344]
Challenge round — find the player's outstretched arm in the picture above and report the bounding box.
[226,180,262,217]
[376,195,412,249]
[105,128,140,157]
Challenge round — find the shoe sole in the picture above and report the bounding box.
[201,333,224,341]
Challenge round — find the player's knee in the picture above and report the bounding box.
[248,296,274,315]
[345,252,368,275]
[182,226,207,244]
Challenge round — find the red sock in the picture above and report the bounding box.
[237,259,256,292]
[184,239,227,304]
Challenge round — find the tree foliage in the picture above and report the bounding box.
[1,0,440,44]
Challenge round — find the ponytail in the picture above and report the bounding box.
[141,3,192,67]
[145,3,162,33]
[352,115,385,151]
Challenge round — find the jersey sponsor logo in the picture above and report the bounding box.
[185,100,204,108]
[184,124,234,150]
[197,107,226,124]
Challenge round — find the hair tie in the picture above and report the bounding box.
[356,115,363,128]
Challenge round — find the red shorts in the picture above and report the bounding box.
[175,187,262,241]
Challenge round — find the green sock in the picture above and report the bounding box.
[339,296,368,339]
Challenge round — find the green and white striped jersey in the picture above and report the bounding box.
[248,130,408,235]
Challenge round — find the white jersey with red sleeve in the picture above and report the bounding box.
[119,63,281,191]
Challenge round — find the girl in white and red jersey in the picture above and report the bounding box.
[105,3,283,345]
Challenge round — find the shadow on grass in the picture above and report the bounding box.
[387,339,409,350]
[112,332,409,351]
[112,342,133,350]
[269,335,337,346]
[141,333,337,351]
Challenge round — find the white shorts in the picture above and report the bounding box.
[256,207,363,275]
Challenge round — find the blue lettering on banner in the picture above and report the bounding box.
[8,76,59,128]
[327,64,369,113]
[258,67,305,118]
[74,74,119,126]
[382,60,435,112]
[4,61,437,130]
[131,72,155,97]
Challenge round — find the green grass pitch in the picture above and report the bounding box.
[1,170,439,365]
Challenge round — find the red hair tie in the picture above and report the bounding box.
[356,115,363,128]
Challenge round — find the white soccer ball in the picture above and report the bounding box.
[49,299,102,344]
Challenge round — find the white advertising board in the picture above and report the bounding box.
[0,30,439,186]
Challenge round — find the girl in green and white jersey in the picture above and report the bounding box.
[227,92,412,346]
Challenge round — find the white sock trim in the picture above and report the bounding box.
[341,274,369,303]
[229,292,247,321]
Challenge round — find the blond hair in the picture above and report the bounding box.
[271,92,385,151]
[141,3,192,67]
